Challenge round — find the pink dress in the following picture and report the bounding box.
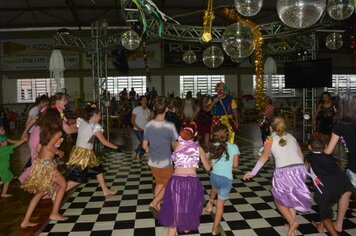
[18,125,40,183]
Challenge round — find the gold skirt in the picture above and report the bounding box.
[67,146,100,170]
[22,159,58,200]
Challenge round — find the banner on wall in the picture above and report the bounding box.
[0,39,80,71]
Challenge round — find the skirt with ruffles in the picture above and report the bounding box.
[272,164,312,213]
[22,159,58,200]
[159,174,204,232]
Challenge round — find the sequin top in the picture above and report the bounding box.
[171,137,200,168]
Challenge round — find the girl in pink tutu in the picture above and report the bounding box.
[159,121,211,236]
[243,117,312,236]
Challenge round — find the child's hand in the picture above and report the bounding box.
[21,135,28,142]
[243,172,255,181]
[56,150,64,158]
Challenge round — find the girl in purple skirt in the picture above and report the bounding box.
[244,117,312,236]
[159,121,211,236]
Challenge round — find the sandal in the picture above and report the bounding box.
[149,206,160,219]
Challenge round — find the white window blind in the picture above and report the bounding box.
[325,75,356,95]
[106,76,146,98]
[253,75,295,97]
[17,78,60,103]
[180,75,225,98]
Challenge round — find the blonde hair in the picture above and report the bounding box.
[271,117,287,146]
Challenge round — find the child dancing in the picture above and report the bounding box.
[205,123,239,235]
[0,133,27,197]
[159,121,211,236]
[66,105,118,197]
[307,132,352,236]
[21,108,68,228]
[243,117,312,236]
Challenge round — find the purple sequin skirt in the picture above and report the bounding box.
[159,174,204,232]
[272,164,312,213]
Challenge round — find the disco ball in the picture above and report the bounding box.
[231,56,244,63]
[182,50,197,64]
[327,0,354,20]
[221,22,255,58]
[325,32,343,50]
[121,30,141,50]
[202,46,224,68]
[234,0,263,17]
[277,0,326,29]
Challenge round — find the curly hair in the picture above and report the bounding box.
[208,123,229,161]
[39,108,62,145]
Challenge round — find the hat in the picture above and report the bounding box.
[215,82,228,92]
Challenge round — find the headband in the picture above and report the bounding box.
[183,127,194,133]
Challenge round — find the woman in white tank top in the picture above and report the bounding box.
[244,117,312,236]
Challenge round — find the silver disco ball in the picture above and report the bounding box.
[327,0,354,20]
[182,50,197,64]
[202,46,224,68]
[234,0,263,17]
[231,56,244,63]
[277,0,326,29]
[121,30,141,50]
[221,22,255,58]
[325,32,343,50]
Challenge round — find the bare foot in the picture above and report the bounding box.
[334,222,342,232]
[49,213,68,221]
[287,221,299,236]
[204,200,213,214]
[1,193,12,198]
[20,221,38,228]
[311,221,324,233]
[104,189,118,198]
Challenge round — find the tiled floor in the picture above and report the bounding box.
[39,146,356,236]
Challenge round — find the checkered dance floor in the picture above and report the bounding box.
[40,146,356,236]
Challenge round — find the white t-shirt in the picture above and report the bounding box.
[271,133,304,168]
[28,106,39,118]
[132,106,150,130]
[75,118,103,150]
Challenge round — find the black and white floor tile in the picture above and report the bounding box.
[39,146,356,236]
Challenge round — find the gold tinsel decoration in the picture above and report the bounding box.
[222,8,265,111]
[201,0,215,43]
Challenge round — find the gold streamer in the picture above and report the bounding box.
[201,0,215,43]
[222,8,265,110]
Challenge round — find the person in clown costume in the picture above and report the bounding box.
[208,82,238,143]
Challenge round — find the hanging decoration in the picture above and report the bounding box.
[142,40,151,83]
[277,0,326,29]
[325,32,343,50]
[49,49,65,94]
[234,0,263,17]
[201,0,215,43]
[222,8,264,110]
[121,30,141,50]
[327,0,354,20]
[202,46,224,68]
[231,56,244,63]
[263,57,277,98]
[222,22,255,58]
[183,50,197,64]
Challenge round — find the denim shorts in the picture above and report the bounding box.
[210,173,232,200]
[346,169,356,186]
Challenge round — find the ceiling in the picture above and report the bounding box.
[0,0,354,53]
[0,0,353,29]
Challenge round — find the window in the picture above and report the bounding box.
[325,75,356,95]
[253,75,295,97]
[180,75,225,98]
[17,78,61,103]
[106,76,146,98]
